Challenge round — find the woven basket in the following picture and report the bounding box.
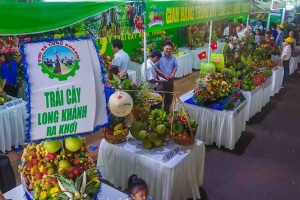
[170,93,195,146]
[104,127,129,144]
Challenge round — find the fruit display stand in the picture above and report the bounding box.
[289,56,299,75]
[96,136,205,200]
[178,90,248,150]
[271,66,284,96]
[4,182,129,200]
[261,76,273,108]
[242,85,263,121]
[0,97,26,153]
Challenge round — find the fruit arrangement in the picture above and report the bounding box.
[0,91,12,105]
[167,110,198,145]
[252,74,267,87]
[130,109,169,149]
[101,54,113,69]
[105,115,128,144]
[223,92,246,110]
[194,73,233,104]
[18,137,100,200]
[241,76,256,91]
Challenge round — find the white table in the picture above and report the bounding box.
[128,61,142,81]
[179,42,225,70]
[261,76,273,108]
[271,66,284,96]
[179,90,247,150]
[127,69,136,83]
[97,138,205,200]
[174,53,192,78]
[242,86,263,121]
[4,183,129,200]
[0,100,26,153]
[289,56,299,75]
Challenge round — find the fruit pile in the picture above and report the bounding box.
[0,92,12,105]
[241,76,256,91]
[167,111,198,143]
[130,109,169,149]
[18,137,100,200]
[105,115,128,137]
[252,74,267,86]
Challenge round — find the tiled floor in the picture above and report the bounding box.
[5,71,200,186]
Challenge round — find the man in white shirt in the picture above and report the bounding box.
[281,37,293,85]
[111,39,130,71]
[141,50,166,89]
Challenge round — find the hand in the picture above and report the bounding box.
[169,73,175,79]
[163,74,169,80]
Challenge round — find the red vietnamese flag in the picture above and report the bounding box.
[210,42,218,51]
[198,51,206,60]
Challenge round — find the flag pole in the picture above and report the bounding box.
[207,21,213,63]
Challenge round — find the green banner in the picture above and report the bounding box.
[146,0,250,32]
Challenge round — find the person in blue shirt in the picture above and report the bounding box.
[253,19,264,32]
[0,53,18,97]
[128,174,152,200]
[270,24,278,41]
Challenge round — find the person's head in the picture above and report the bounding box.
[0,53,11,66]
[278,24,284,30]
[265,31,272,40]
[257,19,262,26]
[236,26,241,33]
[112,39,123,53]
[289,30,295,38]
[162,41,173,56]
[238,19,243,25]
[229,20,233,25]
[271,24,277,30]
[128,174,149,200]
[150,50,162,63]
[241,23,246,29]
[284,37,294,45]
[108,65,120,80]
[255,29,261,36]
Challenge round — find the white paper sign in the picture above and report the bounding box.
[4,99,23,109]
[24,39,108,140]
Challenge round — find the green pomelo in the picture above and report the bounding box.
[148,132,158,143]
[155,124,166,135]
[154,138,164,147]
[242,85,250,91]
[65,137,82,152]
[43,140,62,153]
[142,140,153,149]
[138,130,148,140]
[130,120,148,139]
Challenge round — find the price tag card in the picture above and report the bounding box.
[162,146,181,162]
[4,99,24,109]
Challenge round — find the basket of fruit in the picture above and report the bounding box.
[18,137,101,200]
[169,93,198,146]
[104,115,129,144]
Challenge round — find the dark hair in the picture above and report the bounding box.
[128,174,148,197]
[258,19,262,22]
[265,31,272,36]
[255,29,262,35]
[108,65,120,80]
[238,19,243,24]
[271,24,277,29]
[112,39,123,49]
[150,50,162,58]
[0,53,12,67]
[163,41,173,47]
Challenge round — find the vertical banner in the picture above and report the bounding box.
[23,39,108,141]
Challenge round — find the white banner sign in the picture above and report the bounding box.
[24,39,108,140]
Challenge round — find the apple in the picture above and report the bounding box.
[43,140,62,153]
[65,137,82,152]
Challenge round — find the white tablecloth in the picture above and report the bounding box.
[271,55,281,66]
[289,56,299,75]
[179,91,247,150]
[0,100,27,153]
[261,76,273,108]
[174,53,192,78]
[242,86,263,121]
[127,69,136,83]
[271,66,284,96]
[97,138,205,200]
[179,42,225,70]
[4,183,129,200]
[128,60,142,81]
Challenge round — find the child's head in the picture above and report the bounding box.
[128,174,149,200]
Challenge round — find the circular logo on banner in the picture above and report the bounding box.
[108,91,133,117]
[200,62,215,75]
[38,44,80,81]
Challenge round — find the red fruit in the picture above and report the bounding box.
[32,159,38,165]
[51,178,58,184]
[35,173,42,180]
[48,153,56,160]
[44,156,50,162]
[68,173,75,179]
[73,158,80,165]
[27,161,34,168]
[42,168,48,175]
[31,152,37,159]
[60,169,66,175]
[73,169,80,176]
[183,132,189,137]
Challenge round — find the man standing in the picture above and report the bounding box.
[111,39,130,71]
[253,19,264,32]
[141,50,166,89]
[275,24,285,47]
[155,41,178,113]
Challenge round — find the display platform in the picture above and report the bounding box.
[0,98,26,153]
[179,90,247,150]
[97,138,205,200]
